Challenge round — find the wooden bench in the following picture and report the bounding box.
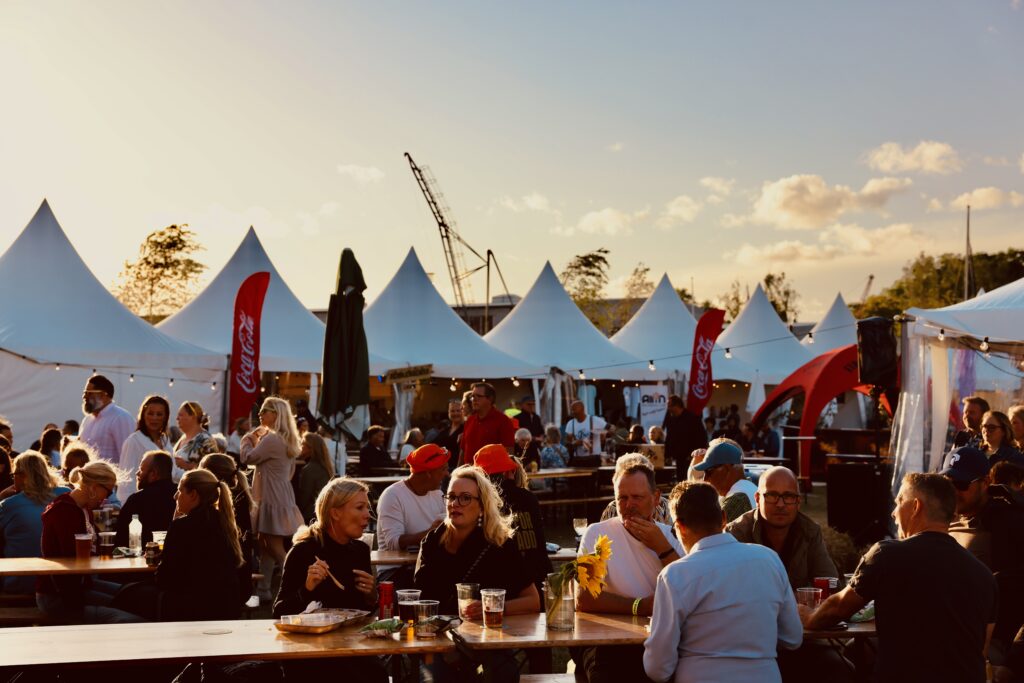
[0,606,60,627]
[522,675,575,683]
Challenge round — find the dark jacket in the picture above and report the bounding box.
[664,410,708,471]
[726,509,839,590]
[358,444,392,475]
[516,411,544,439]
[495,478,552,591]
[156,505,245,621]
[274,533,373,617]
[37,493,90,605]
[297,460,331,525]
[115,478,176,547]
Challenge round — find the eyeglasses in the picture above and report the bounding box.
[763,491,800,506]
[471,393,488,400]
[443,493,480,507]
[982,424,1002,431]
[259,408,277,414]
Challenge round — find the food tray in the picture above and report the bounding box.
[273,609,370,634]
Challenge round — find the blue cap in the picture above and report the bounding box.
[940,446,991,483]
[693,440,744,471]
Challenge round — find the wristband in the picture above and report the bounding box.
[632,598,641,616]
[658,548,675,560]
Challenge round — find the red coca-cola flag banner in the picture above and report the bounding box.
[229,272,271,425]
[686,308,726,415]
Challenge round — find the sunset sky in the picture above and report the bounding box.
[1,1,1022,321]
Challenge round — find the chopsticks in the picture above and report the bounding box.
[315,556,346,591]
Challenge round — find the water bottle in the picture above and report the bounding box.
[128,515,143,557]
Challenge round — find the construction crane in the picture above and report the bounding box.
[404,152,512,332]
[860,274,875,303]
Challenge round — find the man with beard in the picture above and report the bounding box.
[115,451,176,546]
[78,375,135,465]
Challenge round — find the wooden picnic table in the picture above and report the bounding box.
[453,612,648,649]
[356,476,405,486]
[369,548,578,566]
[803,621,876,640]
[527,468,597,481]
[0,555,154,577]
[0,618,453,668]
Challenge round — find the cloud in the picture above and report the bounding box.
[656,195,702,230]
[296,202,342,236]
[1014,0,1022,9]
[1020,152,1024,173]
[926,197,944,212]
[607,142,625,152]
[500,192,559,216]
[949,187,1024,210]
[699,176,735,196]
[553,207,648,237]
[720,213,750,228]
[336,163,385,184]
[865,140,963,175]
[749,174,912,229]
[726,222,916,265]
[984,156,1010,167]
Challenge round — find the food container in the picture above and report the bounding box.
[273,609,370,634]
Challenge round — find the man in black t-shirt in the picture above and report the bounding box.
[802,472,996,683]
[662,394,707,478]
[358,425,391,475]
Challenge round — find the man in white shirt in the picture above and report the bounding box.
[692,438,757,522]
[644,481,802,683]
[376,443,448,583]
[78,375,135,465]
[565,400,608,457]
[574,457,685,683]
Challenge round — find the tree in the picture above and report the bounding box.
[609,262,656,334]
[763,271,799,322]
[560,248,612,332]
[853,249,1024,320]
[115,225,206,323]
[718,280,744,321]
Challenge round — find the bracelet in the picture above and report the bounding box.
[632,598,642,616]
[658,548,675,560]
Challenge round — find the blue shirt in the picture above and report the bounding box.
[0,487,71,594]
[643,533,802,683]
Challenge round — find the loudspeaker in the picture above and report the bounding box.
[856,317,898,386]
[827,463,893,547]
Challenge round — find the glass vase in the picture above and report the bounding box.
[544,573,575,631]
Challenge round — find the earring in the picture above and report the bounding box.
[477,515,483,528]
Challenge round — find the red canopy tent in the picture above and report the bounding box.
[752,344,887,489]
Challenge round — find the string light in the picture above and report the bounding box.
[260,386,266,393]
[211,381,217,391]
[937,329,945,342]
[168,378,174,387]
[450,381,457,392]
[578,369,586,380]
[129,374,134,383]
[511,377,520,387]
[648,360,656,372]
[54,363,60,371]
[980,337,990,353]
[725,348,733,359]
[807,332,814,345]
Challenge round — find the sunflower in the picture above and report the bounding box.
[594,534,612,562]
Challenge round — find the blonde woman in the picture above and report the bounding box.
[297,433,335,524]
[200,453,257,569]
[38,461,141,623]
[0,453,70,594]
[414,465,540,617]
[240,396,304,600]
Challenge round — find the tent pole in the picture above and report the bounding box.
[220,358,230,434]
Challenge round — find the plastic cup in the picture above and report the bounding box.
[151,530,167,551]
[457,583,480,620]
[481,588,506,629]
[396,589,421,623]
[97,531,116,557]
[74,533,93,559]
[796,587,823,608]
[413,600,440,638]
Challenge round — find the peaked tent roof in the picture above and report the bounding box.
[485,262,644,379]
[611,274,758,380]
[160,227,386,373]
[907,274,1024,342]
[801,293,857,353]
[0,201,224,369]
[715,284,814,384]
[363,248,539,378]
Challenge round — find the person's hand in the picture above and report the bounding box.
[352,569,375,597]
[304,558,330,592]
[796,603,814,626]
[623,516,671,555]
[462,599,482,620]
[690,448,707,466]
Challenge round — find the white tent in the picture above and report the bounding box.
[0,201,226,450]
[715,284,814,385]
[801,292,857,353]
[484,262,644,379]
[906,277,1024,342]
[363,248,539,379]
[160,227,389,375]
[611,273,758,381]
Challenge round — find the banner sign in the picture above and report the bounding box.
[229,272,271,425]
[384,364,434,384]
[686,308,726,415]
[639,384,668,430]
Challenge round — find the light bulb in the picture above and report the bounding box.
[980,337,990,353]
[807,332,815,345]
[129,374,134,383]
[648,360,656,372]
[450,382,457,392]
[54,363,60,371]
[511,377,520,387]
[211,382,217,391]
[168,378,174,387]
[578,369,586,380]
[938,329,945,342]
[725,348,733,359]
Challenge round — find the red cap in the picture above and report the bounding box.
[473,444,517,474]
[407,444,449,473]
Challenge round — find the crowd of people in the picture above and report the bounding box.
[5,376,1024,682]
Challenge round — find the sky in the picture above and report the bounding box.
[1,1,1022,322]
